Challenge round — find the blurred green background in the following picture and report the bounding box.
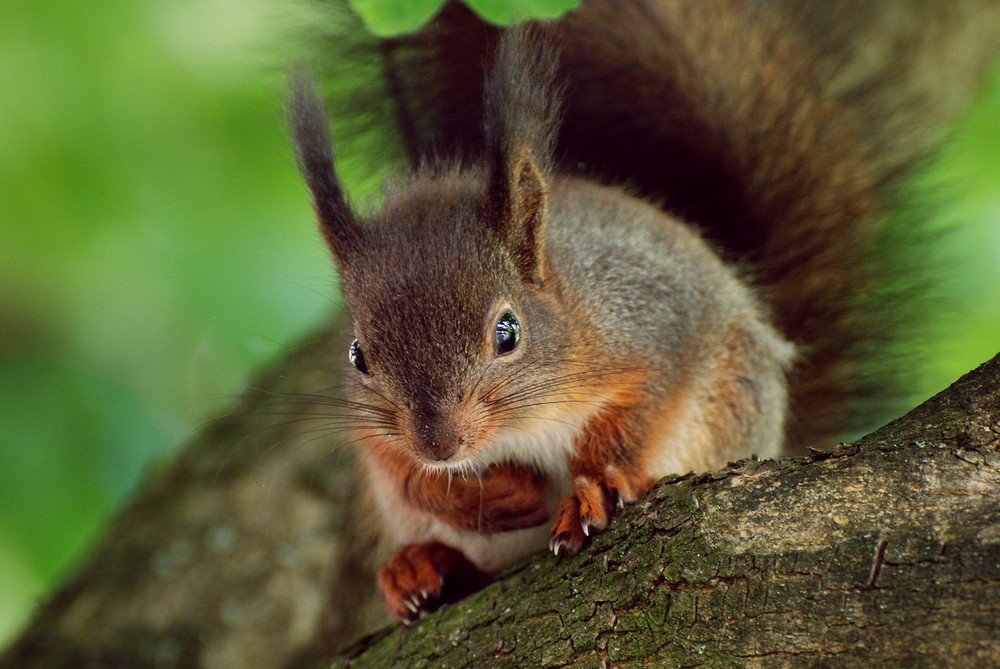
[1,0,998,648]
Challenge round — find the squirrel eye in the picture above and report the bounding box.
[348,338,370,376]
[494,311,521,356]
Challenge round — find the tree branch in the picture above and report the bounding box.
[328,353,1000,668]
[2,305,996,667]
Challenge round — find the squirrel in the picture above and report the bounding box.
[287,1,1000,624]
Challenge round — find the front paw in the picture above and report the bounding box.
[377,542,490,623]
[548,468,654,557]
[422,463,549,534]
[548,475,612,557]
[475,463,550,533]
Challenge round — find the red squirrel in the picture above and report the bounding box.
[288,1,999,623]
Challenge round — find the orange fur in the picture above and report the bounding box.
[549,391,659,556]
[288,0,1000,624]
[368,442,550,534]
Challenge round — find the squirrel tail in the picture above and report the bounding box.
[308,1,1000,450]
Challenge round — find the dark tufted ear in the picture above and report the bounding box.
[483,26,562,286]
[287,70,364,267]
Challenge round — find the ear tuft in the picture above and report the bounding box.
[484,26,562,284]
[501,147,549,281]
[286,70,363,266]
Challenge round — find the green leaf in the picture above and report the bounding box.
[348,0,582,35]
[465,0,580,25]
[348,0,447,36]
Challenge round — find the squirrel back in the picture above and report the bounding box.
[331,0,1000,450]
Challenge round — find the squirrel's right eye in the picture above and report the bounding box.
[349,338,370,376]
[494,311,521,356]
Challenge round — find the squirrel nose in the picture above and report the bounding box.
[416,415,462,462]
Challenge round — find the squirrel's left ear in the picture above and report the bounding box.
[489,144,550,285]
[484,26,561,286]
[287,70,365,268]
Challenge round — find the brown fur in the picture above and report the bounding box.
[374,0,1000,446]
[290,0,1000,623]
[367,441,550,534]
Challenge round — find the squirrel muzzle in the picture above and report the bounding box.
[410,402,468,464]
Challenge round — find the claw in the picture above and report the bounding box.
[378,542,492,624]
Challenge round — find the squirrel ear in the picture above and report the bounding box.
[484,26,561,285]
[286,70,364,266]
[490,145,550,284]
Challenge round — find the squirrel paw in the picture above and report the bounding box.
[402,462,549,535]
[548,475,611,557]
[377,542,490,623]
[548,468,654,557]
[451,463,550,534]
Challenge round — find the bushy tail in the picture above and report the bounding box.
[310,0,1000,450]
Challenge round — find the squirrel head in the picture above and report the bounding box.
[289,29,577,470]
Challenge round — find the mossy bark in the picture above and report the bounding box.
[326,354,1000,668]
[2,314,997,667]
[0,316,382,669]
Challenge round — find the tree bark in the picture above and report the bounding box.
[5,1,999,666]
[2,305,997,668]
[0,315,386,669]
[328,353,1000,668]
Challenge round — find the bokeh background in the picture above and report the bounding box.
[1,0,999,647]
